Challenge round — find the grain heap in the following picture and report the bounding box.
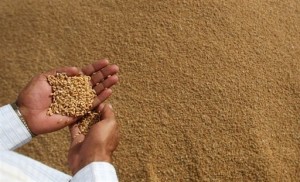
[47,73,96,117]
[47,73,100,134]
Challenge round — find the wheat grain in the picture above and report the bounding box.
[47,73,95,117]
[78,111,100,135]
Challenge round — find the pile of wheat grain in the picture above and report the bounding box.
[47,73,99,134]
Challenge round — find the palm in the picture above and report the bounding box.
[18,74,76,134]
[16,60,119,135]
[68,104,118,175]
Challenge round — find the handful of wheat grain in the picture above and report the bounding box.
[47,73,99,134]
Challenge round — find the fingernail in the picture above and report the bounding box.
[108,104,113,109]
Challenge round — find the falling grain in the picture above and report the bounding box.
[78,111,100,135]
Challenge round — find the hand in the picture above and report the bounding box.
[16,59,119,135]
[68,104,119,175]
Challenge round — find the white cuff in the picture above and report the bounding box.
[72,162,118,182]
[0,104,31,150]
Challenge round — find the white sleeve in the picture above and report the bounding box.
[0,150,71,182]
[71,162,118,182]
[0,104,32,151]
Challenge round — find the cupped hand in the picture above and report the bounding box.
[68,104,119,175]
[16,59,119,135]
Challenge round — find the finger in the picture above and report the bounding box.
[91,65,119,86]
[82,59,109,76]
[100,103,115,121]
[56,67,81,76]
[93,75,118,95]
[45,67,80,76]
[69,122,81,139]
[92,88,112,108]
[69,123,85,147]
[97,103,105,113]
[71,134,85,147]
[90,104,117,143]
[89,105,117,134]
[45,114,77,131]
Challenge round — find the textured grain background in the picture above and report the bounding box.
[0,0,299,181]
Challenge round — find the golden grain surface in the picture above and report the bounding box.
[47,73,96,117]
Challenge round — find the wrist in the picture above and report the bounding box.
[82,154,112,166]
[11,102,37,137]
[73,154,112,174]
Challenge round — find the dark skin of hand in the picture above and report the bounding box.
[15,59,120,174]
[68,104,119,175]
[16,59,119,135]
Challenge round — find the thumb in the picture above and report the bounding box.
[99,104,115,121]
[46,67,81,76]
[69,122,85,147]
[55,67,81,76]
[69,122,80,139]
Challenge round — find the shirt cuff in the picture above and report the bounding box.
[0,104,32,150]
[72,162,118,182]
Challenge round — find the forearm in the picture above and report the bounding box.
[0,104,32,150]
